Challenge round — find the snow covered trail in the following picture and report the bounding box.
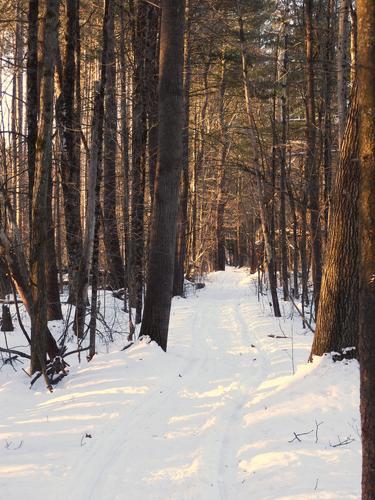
[66,269,265,500]
[0,268,360,499]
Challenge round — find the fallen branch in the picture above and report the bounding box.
[288,429,314,443]
[121,342,134,351]
[289,294,315,333]
[63,346,90,358]
[0,346,31,359]
[11,281,31,344]
[329,435,355,447]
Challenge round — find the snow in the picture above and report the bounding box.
[0,268,361,499]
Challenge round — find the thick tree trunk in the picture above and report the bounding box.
[58,0,83,304]
[131,1,148,324]
[310,89,358,359]
[337,0,350,149]
[357,1,375,497]
[30,0,59,377]
[140,0,185,351]
[145,4,160,207]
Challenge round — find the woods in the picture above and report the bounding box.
[0,0,374,496]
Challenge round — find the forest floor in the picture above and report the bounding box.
[0,268,360,499]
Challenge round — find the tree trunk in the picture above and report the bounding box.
[357,1,375,497]
[119,3,131,317]
[140,0,185,351]
[103,0,124,290]
[0,192,58,362]
[145,4,160,207]
[304,0,321,312]
[278,19,289,301]
[215,52,230,272]
[337,0,350,150]
[30,0,59,378]
[74,0,109,339]
[26,0,39,232]
[173,0,191,296]
[131,1,148,324]
[46,168,63,320]
[322,0,334,241]
[310,88,358,359]
[58,0,83,304]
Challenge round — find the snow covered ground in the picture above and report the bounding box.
[0,268,360,499]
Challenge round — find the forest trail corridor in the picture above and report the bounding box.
[67,268,264,500]
[0,268,360,500]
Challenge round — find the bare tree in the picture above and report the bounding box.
[140,0,185,351]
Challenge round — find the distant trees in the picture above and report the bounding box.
[0,0,373,381]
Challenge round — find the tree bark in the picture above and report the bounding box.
[140,0,185,351]
[46,168,63,320]
[173,0,191,296]
[337,0,350,150]
[131,1,148,324]
[357,1,375,497]
[58,0,83,304]
[103,0,124,290]
[310,88,358,359]
[215,51,230,272]
[119,3,131,317]
[26,0,39,232]
[278,18,289,301]
[304,0,321,312]
[30,0,59,377]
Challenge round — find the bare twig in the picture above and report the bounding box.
[329,435,355,447]
[288,429,314,443]
[289,294,315,333]
[63,346,90,358]
[0,346,30,359]
[315,420,324,443]
[11,281,31,344]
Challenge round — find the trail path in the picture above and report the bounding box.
[0,268,360,500]
[68,268,265,500]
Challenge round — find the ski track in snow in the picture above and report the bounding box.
[0,268,361,500]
